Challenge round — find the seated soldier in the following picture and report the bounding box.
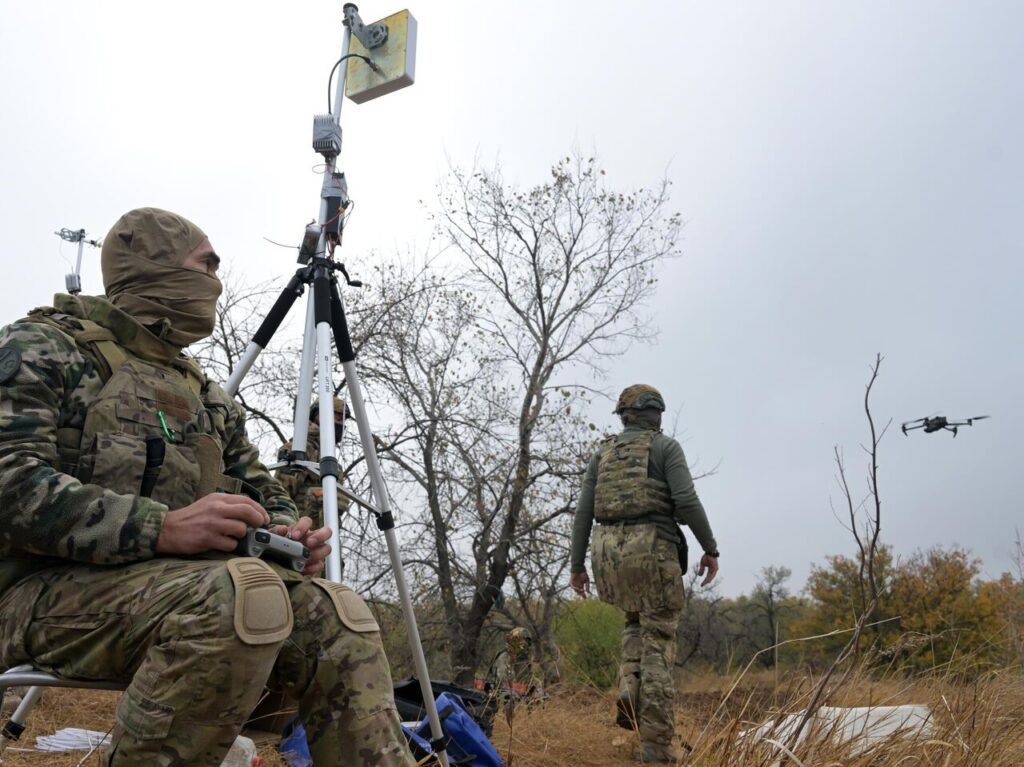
[0,207,415,766]
[489,627,545,701]
[275,396,351,530]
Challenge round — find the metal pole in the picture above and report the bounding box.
[290,290,319,458]
[313,269,343,584]
[74,238,84,281]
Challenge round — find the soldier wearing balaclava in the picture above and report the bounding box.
[102,206,223,347]
[0,207,416,766]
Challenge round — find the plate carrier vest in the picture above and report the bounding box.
[24,306,243,509]
[593,430,673,522]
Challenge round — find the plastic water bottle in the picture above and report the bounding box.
[219,735,263,767]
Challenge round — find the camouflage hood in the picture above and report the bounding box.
[101,207,222,347]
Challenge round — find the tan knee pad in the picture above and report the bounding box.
[312,579,380,633]
[226,558,293,645]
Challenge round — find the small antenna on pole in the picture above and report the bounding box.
[54,227,101,295]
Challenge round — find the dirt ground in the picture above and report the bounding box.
[3,672,1023,766]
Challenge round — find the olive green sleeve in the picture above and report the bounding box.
[0,322,167,565]
[659,435,718,553]
[211,384,298,527]
[570,452,600,573]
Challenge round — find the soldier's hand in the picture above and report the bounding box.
[569,571,591,598]
[270,516,333,576]
[698,553,719,587]
[157,494,270,555]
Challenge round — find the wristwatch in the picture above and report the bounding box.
[706,550,720,558]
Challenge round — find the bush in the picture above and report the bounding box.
[554,599,624,689]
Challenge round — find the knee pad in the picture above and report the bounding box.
[311,579,379,633]
[226,558,293,645]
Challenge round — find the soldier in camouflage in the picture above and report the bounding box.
[569,384,720,764]
[489,627,543,699]
[275,397,351,529]
[0,208,415,766]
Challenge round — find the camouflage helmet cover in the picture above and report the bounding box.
[310,397,350,422]
[509,627,531,644]
[614,384,666,414]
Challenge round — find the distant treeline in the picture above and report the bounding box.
[375,543,1024,688]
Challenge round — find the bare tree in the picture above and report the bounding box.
[359,152,681,683]
[751,565,792,668]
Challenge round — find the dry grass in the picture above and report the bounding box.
[2,670,1023,766]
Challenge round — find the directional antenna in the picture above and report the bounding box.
[344,8,417,103]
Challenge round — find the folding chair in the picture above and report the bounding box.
[0,665,124,756]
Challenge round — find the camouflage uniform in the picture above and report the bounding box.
[276,426,327,524]
[275,404,351,530]
[0,293,414,766]
[570,385,718,762]
[490,628,541,697]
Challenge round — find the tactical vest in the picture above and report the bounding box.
[25,307,242,509]
[593,430,673,522]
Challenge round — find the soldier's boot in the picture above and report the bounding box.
[615,672,640,730]
[638,742,679,764]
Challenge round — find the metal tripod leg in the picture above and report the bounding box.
[224,272,307,398]
[328,277,451,764]
[290,288,319,462]
[311,266,344,583]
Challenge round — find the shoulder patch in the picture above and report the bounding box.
[0,347,22,384]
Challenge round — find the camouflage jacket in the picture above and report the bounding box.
[276,426,324,524]
[275,426,350,528]
[490,650,541,694]
[0,294,297,594]
[570,425,718,573]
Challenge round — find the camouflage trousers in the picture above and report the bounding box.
[592,523,684,749]
[0,557,414,767]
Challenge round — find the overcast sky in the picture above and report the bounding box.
[1,1,1020,596]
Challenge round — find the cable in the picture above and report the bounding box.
[262,236,300,251]
[328,54,376,114]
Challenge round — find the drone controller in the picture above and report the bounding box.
[234,528,309,572]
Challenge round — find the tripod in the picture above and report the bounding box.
[222,5,449,764]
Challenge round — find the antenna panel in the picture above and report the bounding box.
[346,10,417,104]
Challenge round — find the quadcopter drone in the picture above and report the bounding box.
[901,415,989,437]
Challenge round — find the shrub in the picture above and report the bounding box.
[554,599,624,689]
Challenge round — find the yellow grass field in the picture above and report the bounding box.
[2,671,1022,766]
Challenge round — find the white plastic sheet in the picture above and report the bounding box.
[34,727,111,752]
[740,704,934,758]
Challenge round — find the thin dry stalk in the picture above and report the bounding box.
[781,355,887,757]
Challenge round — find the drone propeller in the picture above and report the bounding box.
[967,415,990,424]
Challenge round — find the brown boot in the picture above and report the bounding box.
[615,674,639,730]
